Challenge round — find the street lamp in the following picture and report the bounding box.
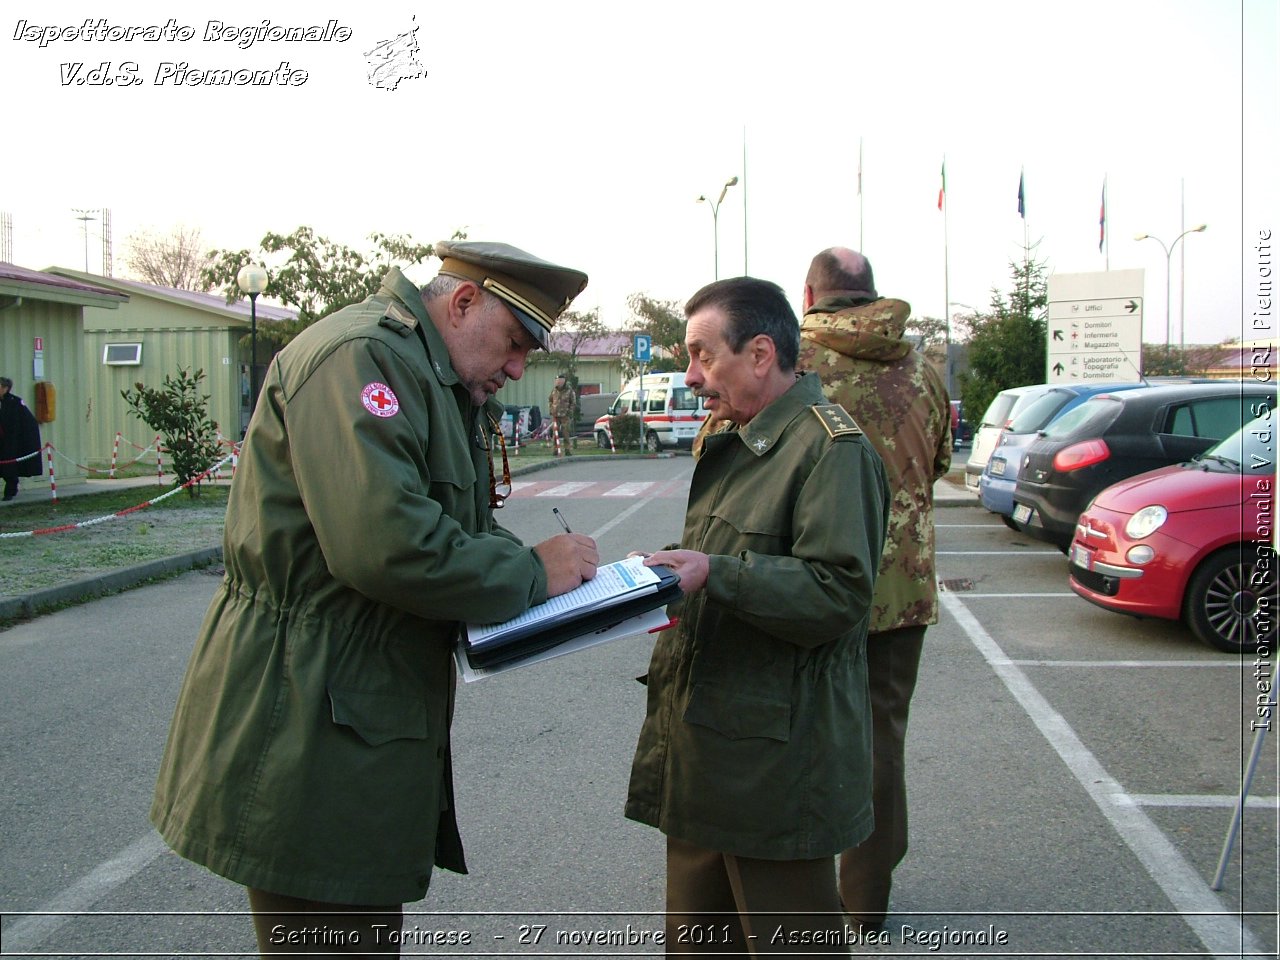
[697,175,739,280]
[1134,224,1207,350]
[236,263,269,409]
[943,302,979,397]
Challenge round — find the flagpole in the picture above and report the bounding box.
[1104,175,1110,270]
[858,136,864,250]
[743,125,749,275]
[942,154,951,397]
[1180,176,1186,351]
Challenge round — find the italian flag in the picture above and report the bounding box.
[937,159,946,211]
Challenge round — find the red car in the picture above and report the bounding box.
[1068,414,1277,652]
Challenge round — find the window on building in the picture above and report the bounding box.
[103,343,143,366]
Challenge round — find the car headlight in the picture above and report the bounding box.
[1124,505,1168,540]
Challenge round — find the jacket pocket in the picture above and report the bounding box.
[684,682,791,743]
[328,686,429,747]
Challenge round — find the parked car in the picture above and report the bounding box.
[950,400,973,448]
[964,384,1059,496]
[1068,414,1277,652]
[1011,382,1275,552]
[594,372,708,452]
[979,382,1152,522]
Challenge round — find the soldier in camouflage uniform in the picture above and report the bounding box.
[547,372,576,454]
[798,247,952,933]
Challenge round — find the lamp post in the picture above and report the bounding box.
[1134,224,1206,350]
[697,175,739,280]
[944,302,978,397]
[236,264,269,409]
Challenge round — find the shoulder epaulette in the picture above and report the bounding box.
[378,300,419,337]
[812,403,863,438]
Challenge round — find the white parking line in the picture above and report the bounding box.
[950,592,1076,598]
[940,592,1263,958]
[2,831,167,954]
[938,550,1061,555]
[1122,794,1280,810]
[1008,659,1244,668]
[588,468,694,542]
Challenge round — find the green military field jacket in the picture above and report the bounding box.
[626,373,889,860]
[151,268,547,904]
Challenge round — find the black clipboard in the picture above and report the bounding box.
[463,564,682,669]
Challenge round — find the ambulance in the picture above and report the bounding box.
[593,372,708,452]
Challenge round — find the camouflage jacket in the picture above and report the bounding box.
[547,383,576,419]
[798,296,951,631]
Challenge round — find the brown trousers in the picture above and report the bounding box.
[665,836,848,957]
[837,625,926,924]
[248,888,403,958]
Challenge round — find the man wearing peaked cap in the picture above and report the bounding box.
[151,238,598,956]
[434,240,588,351]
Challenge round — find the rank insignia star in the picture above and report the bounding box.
[752,437,770,452]
[813,404,863,437]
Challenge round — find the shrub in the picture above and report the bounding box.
[610,413,642,449]
[121,367,222,497]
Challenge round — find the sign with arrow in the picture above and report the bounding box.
[1046,270,1145,384]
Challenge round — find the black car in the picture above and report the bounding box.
[1010,382,1275,551]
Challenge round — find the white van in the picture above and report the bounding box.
[594,372,708,452]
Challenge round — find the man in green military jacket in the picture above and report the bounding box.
[626,277,890,952]
[150,241,599,956]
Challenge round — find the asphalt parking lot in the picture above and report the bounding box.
[0,456,1275,957]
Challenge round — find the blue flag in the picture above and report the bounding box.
[1017,169,1025,219]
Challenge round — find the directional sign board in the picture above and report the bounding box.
[1046,269,1145,384]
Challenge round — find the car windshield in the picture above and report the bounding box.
[1041,396,1123,440]
[1196,415,1273,471]
[1007,390,1072,433]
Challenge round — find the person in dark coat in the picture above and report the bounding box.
[0,377,42,501]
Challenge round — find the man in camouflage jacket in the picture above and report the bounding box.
[798,247,952,931]
[547,372,576,454]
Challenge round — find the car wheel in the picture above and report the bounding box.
[596,430,610,449]
[645,431,662,453]
[1184,547,1278,653]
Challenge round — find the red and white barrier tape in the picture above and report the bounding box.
[0,451,235,539]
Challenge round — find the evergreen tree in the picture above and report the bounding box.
[956,247,1048,422]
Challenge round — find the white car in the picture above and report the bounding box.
[963,384,1058,496]
[593,372,708,452]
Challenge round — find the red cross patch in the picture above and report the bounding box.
[361,382,400,418]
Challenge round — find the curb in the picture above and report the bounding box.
[0,546,223,624]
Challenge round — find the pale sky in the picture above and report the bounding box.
[4,0,1276,349]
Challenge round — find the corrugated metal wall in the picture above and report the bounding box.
[82,326,244,463]
[0,299,87,485]
[80,289,249,463]
[496,357,625,411]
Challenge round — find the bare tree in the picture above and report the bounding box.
[124,225,215,290]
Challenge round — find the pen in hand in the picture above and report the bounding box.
[553,508,572,534]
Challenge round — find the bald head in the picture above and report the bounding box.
[804,247,878,309]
